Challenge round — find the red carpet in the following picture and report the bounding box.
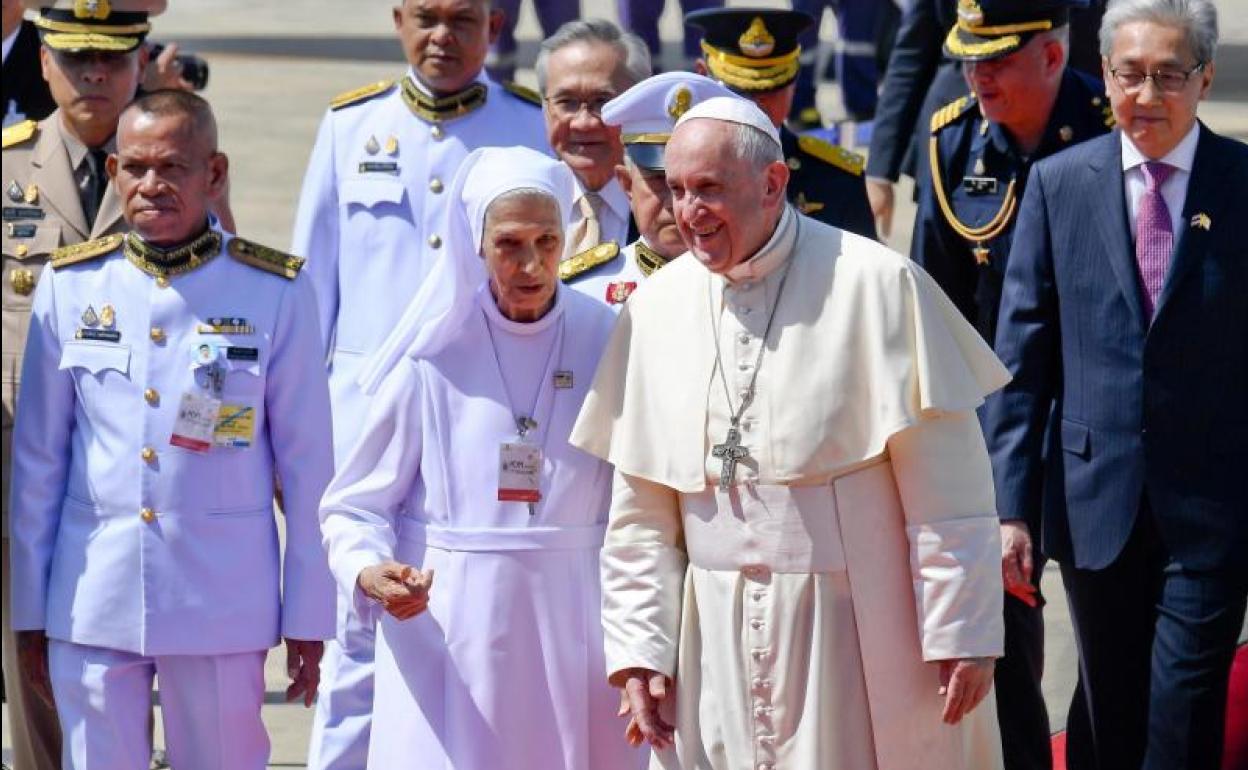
[1049,643,1248,770]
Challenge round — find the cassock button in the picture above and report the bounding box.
[144,387,159,405]
[156,276,171,288]
[750,619,764,630]
[738,333,750,344]
[150,326,166,343]
[140,507,156,523]
[431,125,445,140]
[428,234,442,249]
[140,446,156,462]
[429,178,444,193]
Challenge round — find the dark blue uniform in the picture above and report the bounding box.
[913,66,1112,770]
[781,127,876,239]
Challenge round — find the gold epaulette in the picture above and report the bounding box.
[2,119,37,149]
[797,135,864,176]
[1095,96,1116,128]
[502,80,541,106]
[930,95,975,133]
[560,242,619,281]
[51,233,123,270]
[228,237,304,279]
[330,79,395,111]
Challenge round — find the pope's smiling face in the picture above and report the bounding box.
[664,118,788,274]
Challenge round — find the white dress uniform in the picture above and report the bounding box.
[565,238,659,310]
[8,223,336,770]
[321,286,644,770]
[290,69,549,770]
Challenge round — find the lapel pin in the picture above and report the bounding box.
[384,135,399,155]
[7,180,23,202]
[1190,213,1211,231]
[81,304,100,327]
[100,303,116,329]
[1059,125,1073,142]
[365,135,380,155]
[23,184,38,204]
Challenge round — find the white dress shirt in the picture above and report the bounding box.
[2,25,19,64]
[1122,121,1199,239]
[568,175,630,250]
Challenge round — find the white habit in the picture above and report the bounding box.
[321,284,645,770]
[571,208,1011,770]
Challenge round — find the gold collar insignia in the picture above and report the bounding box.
[124,228,222,279]
[401,77,488,123]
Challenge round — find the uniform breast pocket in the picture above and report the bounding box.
[3,224,61,306]
[58,340,132,419]
[220,347,265,400]
[342,178,409,219]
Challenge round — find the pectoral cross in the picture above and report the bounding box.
[712,426,750,491]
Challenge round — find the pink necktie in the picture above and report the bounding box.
[1135,161,1175,318]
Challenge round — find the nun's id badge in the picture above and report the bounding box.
[498,441,542,503]
[170,391,221,452]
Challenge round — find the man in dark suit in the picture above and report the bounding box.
[986,1,1247,768]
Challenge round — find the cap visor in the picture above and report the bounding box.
[625,143,666,171]
[943,26,1023,62]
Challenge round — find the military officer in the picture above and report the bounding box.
[10,90,335,770]
[686,6,877,240]
[910,3,1112,769]
[562,71,734,306]
[2,4,154,768]
[289,0,548,766]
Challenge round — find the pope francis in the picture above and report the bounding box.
[570,97,1011,770]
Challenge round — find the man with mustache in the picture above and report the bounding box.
[290,1,548,766]
[536,18,651,272]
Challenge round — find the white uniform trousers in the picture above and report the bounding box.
[49,640,268,770]
[306,582,374,770]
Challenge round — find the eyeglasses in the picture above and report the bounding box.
[1109,62,1205,94]
[544,94,614,119]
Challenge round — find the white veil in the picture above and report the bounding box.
[358,146,576,394]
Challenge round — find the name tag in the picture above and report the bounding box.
[76,328,121,342]
[7,223,36,238]
[2,206,44,220]
[358,161,400,175]
[498,441,542,503]
[962,176,999,195]
[225,346,259,361]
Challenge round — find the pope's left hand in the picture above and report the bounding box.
[937,657,995,725]
[283,638,324,708]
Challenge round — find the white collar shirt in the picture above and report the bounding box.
[1122,121,1199,239]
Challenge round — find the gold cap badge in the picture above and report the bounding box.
[739,17,775,58]
[667,86,693,120]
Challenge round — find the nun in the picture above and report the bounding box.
[319,146,643,770]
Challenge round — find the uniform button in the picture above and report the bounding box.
[786,157,801,170]
[429,178,444,193]
[428,234,442,249]
[141,446,156,462]
[430,125,445,140]
[140,507,156,523]
[144,387,159,405]
[149,326,166,343]
[15,244,28,257]
[156,276,170,288]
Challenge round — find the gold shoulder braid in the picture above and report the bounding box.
[633,241,667,277]
[401,77,488,123]
[51,233,124,270]
[124,229,223,278]
[228,237,304,280]
[501,81,541,106]
[2,119,38,149]
[797,135,865,176]
[559,242,619,281]
[928,133,1017,265]
[330,79,395,111]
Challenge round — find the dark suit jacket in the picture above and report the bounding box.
[986,126,1248,577]
[3,21,56,124]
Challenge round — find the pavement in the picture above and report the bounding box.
[3,0,1247,766]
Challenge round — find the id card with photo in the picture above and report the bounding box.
[498,441,542,503]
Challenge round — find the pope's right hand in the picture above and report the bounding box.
[865,178,895,239]
[17,630,53,706]
[615,668,675,750]
[358,562,434,620]
[1000,521,1038,607]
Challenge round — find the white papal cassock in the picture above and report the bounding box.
[571,207,1011,770]
[321,284,645,770]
